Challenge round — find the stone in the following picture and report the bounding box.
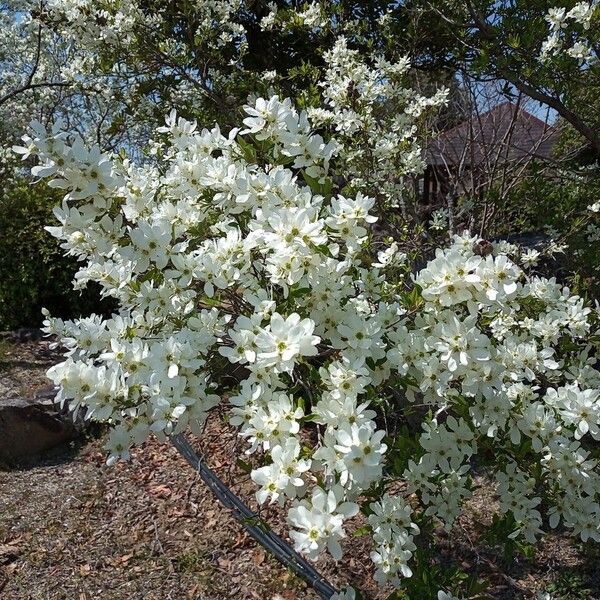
[0,328,45,342]
[0,390,81,464]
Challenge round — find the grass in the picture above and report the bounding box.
[546,570,594,599]
[0,338,11,364]
[173,548,213,574]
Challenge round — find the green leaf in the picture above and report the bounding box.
[352,525,371,537]
[236,458,253,474]
[302,171,333,197]
[236,135,257,163]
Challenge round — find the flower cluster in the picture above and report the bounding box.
[260,1,327,31]
[241,95,337,181]
[18,90,600,598]
[369,494,420,585]
[540,2,597,62]
[308,37,448,208]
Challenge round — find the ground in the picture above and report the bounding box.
[1,338,599,600]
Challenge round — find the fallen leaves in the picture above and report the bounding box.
[148,484,172,499]
[0,544,21,564]
[2,340,597,599]
[0,535,28,565]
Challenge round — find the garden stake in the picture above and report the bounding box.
[171,434,338,599]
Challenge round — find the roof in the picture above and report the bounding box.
[426,102,557,167]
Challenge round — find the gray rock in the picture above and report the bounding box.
[0,392,82,464]
[0,328,45,342]
[34,385,58,402]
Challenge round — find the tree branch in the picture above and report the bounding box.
[464,0,600,154]
[0,81,72,108]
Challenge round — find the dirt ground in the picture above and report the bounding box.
[1,338,599,600]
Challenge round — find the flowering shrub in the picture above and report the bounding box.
[16,89,600,598]
[307,37,448,209]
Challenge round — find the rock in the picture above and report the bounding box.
[0,376,18,400]
[0,328,45,342]
[501,231,549,249]
[34,385,58,403]
[17,328,45,341]
[0,392,82,464]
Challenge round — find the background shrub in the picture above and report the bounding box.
[0,179,114,330]
[486,161,600,299]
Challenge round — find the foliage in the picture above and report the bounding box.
[0,0,469,171]
[0,178,113,330]
[4,2,600,599]
[487,161,600,297]
[545,569,594,599]
[419,0,600,155]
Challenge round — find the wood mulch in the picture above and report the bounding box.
[0,338,598,599]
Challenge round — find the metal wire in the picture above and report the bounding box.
[171,433,338,599]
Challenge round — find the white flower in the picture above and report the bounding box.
[255,312,320,373]
[288,487,359,560]
[332,422,387,487]
[521,248,541,267]
[438,592,461,600]
[545,7,567,29]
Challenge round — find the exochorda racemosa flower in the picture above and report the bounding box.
[20,82,600,596]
